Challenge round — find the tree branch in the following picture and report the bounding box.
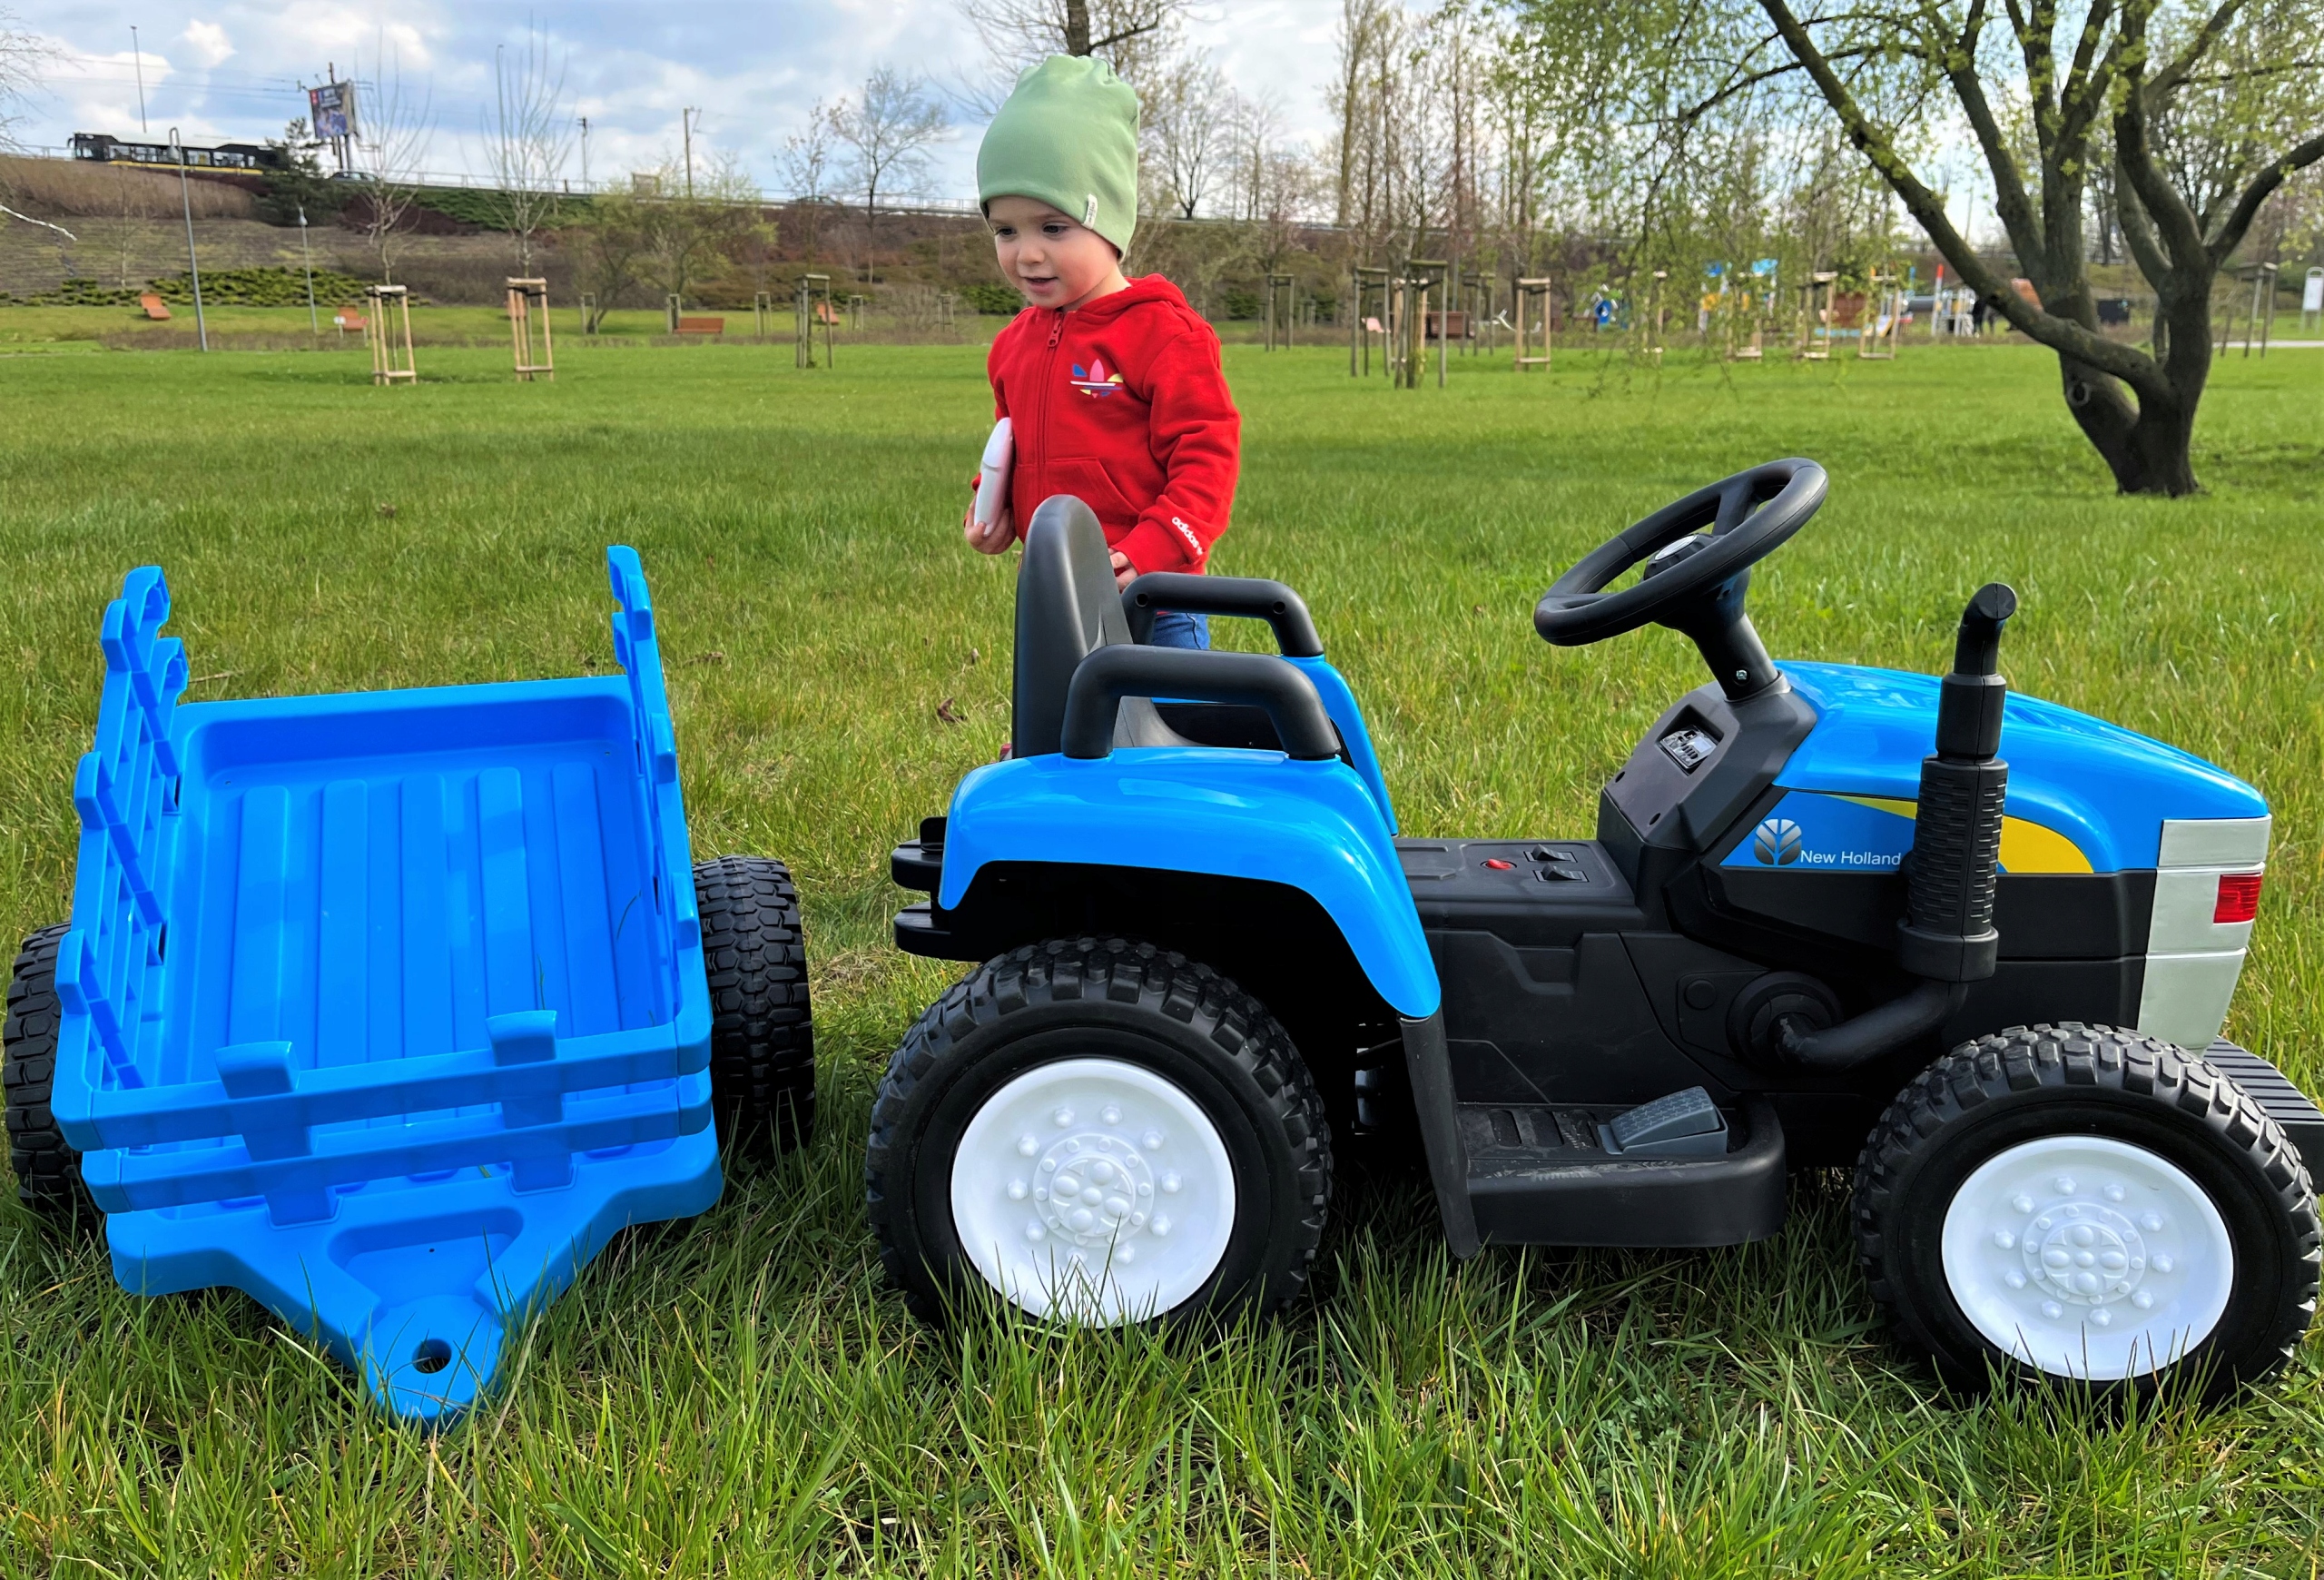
[2208,130,2324,262]
[2147,0,2250,99]
[1755,0,2170,398]
[2113,164,2174,290]
[2112,4,2211,270]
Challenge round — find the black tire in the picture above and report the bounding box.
[1856,1023,2321,1405]
[5,924,100,1229]
[866,936,1332,1326]
[694,856,814,1155]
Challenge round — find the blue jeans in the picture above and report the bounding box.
[1147,609,1210,649]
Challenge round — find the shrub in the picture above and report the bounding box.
[960,281,1024,316]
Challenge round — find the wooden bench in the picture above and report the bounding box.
[675,316,725,334]
[139,293,172,321]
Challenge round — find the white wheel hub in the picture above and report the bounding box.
[950,1057,1236,1323]
[1940,1134,2233,1379]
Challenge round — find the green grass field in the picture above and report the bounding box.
[1,335,2319,1576]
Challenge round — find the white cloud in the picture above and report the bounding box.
[180,20,233,68]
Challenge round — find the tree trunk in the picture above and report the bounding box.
[1065,0,1092,54]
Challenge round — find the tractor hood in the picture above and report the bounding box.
[1768,661,2266,874]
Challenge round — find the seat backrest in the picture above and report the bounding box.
[1012,496,1135,757]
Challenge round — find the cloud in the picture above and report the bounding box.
[180,20,233,69]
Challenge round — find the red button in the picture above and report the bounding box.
[1483,858,1515,870]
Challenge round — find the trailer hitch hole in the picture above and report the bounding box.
[412,1338,452,1375]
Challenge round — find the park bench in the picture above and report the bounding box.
[676,316,725,334]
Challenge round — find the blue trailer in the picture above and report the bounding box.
[4,548,812,1424]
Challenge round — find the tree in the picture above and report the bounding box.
[1145,53,1230,219]
[776,100,838,262]
[482,24,574,274]
[1746,0,2324,496]
[258,119,350,226]
[352,35,436,284]
[1,6,58,173]
[827,68,950,281]
[959,0,1178,73]
[572,189,653,331]
[643,153,769,310]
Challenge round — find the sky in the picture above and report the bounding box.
[5,1,1350,199]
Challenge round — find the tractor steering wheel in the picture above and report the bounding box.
[1532,459,1827,699]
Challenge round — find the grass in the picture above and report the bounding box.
[1,333,2319,1576]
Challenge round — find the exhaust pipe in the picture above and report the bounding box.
[1783,583,2016,1069]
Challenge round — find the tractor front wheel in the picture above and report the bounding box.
[1856,1023,2319,1404]
[866,937,1331,1327]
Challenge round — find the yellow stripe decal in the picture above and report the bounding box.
[1829,794,2093,874]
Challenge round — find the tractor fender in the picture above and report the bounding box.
[938,748,1441,1019]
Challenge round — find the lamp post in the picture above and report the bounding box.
[170,127,209,352]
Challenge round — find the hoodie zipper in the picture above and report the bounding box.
[1035,309,1066,518]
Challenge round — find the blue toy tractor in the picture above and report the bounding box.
[873,461,2322,1403]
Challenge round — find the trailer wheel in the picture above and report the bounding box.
[5,924,99,1230]
[694,856,815,1154]
[867,937,1331,1327]
[1856,1023,2320,1404]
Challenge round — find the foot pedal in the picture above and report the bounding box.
[1599,1087,1728,1158]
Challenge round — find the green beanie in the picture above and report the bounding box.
[977,54,1140,255]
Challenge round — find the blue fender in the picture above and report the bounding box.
[938,747,1441,1020]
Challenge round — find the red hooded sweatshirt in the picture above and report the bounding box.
[983,274,1239,576]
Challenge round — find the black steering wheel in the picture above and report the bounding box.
[1532,459,1827,699]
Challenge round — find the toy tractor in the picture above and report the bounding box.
[872,461,2321,1403]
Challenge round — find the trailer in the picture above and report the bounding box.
[4,548,812,1424]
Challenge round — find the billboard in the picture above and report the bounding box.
[308,81,357,142]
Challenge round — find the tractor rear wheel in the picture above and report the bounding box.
[1856,1023,2319,1404]
[694,856,815,1155]
[5,924,100,1230]
[867,937,1332,1327]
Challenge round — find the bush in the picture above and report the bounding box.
[960,281,1024,316]
[1220,289,1260,320]
[148,266,375,305]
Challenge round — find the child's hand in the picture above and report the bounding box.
[963,501,1015,555]
[1109,550,1136,589]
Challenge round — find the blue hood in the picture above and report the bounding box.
[1772,662,2265,873]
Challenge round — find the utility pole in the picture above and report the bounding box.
[131,25,148,135]
[170,128,209,352]
[577,115,589,188]
[298,203,318,334]
[682,107,697,198]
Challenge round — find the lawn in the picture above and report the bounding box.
[1,334,2319,1576]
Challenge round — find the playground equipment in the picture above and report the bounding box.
[364,284,416,387]
[1349,266,1390,377]
[1513,277,1554,372]
[1264,273,1296,351]
[795,272,835,370]
[1795,272,1837,360]
[506,277,554,382]
[874,472,2319,1404]
[4,548,814,1423]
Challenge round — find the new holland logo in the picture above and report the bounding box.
[1752,816,1804,866]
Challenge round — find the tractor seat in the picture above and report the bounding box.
[1010,496,1198,757]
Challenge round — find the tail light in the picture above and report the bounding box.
[2213,872,2263,924]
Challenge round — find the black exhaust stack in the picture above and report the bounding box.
[1781,583,2016,1069]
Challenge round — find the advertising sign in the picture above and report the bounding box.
[309,81,356,142]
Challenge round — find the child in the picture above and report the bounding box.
[961,54,1240,649]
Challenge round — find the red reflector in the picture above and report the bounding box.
[2214,873,2262,924]
[1482,858,1515,871]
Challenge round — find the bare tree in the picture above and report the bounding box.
[776,100,838,263]
[828,68,950,281]
[1145,52,1230,219]
[354,35,436,284]
[481,24,573,275]
[1,6,59,156]
[959,0,1178,74]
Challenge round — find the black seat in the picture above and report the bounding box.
[1010,496,1195,756]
